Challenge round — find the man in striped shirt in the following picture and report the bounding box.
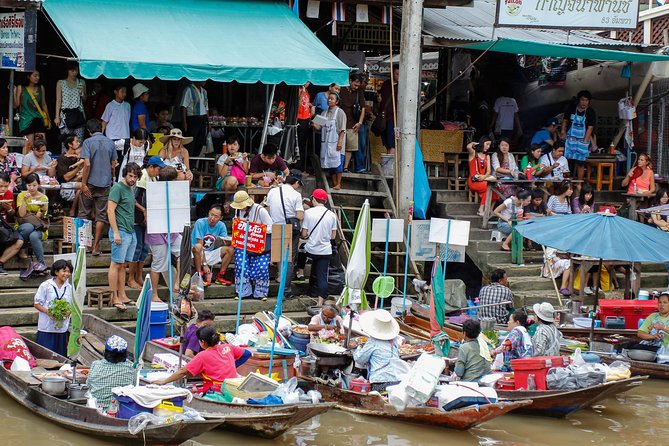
[478,269,514,325]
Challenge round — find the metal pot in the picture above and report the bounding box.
[67,382,89,400]
[41,375,67,395]
[567,299,582,315]
[307,342,350,357]
[624,349,658,362]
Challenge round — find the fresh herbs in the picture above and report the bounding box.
[48,299,71,329]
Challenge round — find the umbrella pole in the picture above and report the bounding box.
[166,182,174,337]
[235,220,251,333]
[269,246,288,378]
[377,218,391,310]
[589,258,603,346]
[401,205,414,321]
[345,304,356,348]
[542,245,564,308]
[442,221,451,281]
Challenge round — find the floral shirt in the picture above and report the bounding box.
[0,154,20,179]
[502,326,533,371]
[353,337,400,383]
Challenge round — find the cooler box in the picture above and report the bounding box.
[510,356,569,390]
[115,393,186,419]
[599,299,657,329]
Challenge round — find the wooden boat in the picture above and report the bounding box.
[80,314,334,439]
[301,377,530,430]
[0,337,223,445]
[396,314,464,343]
[496,376,647,417]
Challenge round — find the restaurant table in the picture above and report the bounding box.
[623,192,654,222]
[567,257,641,300]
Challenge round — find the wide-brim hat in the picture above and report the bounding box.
[159,128,193,144]
[533,302,556,323]
[132,82,149,99]
[230,190,254,210]
[359,309,400,341]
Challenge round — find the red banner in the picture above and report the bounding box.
[232,218,267,254]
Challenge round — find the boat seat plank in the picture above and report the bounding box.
[11,370,42,385]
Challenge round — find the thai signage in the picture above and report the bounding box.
[495,0,639,30]
[0,10,36,70]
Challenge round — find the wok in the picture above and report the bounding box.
[307,342,351,357]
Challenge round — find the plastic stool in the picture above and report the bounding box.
[490,230,503,242]
[586,161,614,191]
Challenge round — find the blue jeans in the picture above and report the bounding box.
[109,229,137,264]
[17,223,44,263]
[132,225,149,262]
[355,124,368,172]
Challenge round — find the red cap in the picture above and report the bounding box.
[312,188,328,201]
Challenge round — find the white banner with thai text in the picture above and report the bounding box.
[495,0,639,30]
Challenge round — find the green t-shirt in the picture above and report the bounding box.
[519,155,543,175]
[639,312,669,348]
[108,181,136,233]
[455,339,491,381]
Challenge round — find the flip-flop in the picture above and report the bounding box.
[500,246,511,252]
[121,300,135,306]
[91,250,101,257]
[113,303,127,312]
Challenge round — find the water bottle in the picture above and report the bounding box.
[633,182,638,194]
[107,398,119,418]
[525,165,533,180]
[527,374,536,390]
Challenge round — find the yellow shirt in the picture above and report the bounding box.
[16,191,49,240]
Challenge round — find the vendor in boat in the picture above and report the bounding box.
[33,260,74,357]
[183,310,215,358]
[152,326,251,392]
[308,302,344,342]
[531,302,562,356]
[351,309,401,392]
[637,292,669,349]
[455,320,491,381]
[87,335,138,413]
[492,310,533,371]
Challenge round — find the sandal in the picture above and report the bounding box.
[91,250,101,257]
[113,303,127,312]
[559,288,572,296]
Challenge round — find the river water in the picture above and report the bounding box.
[2,379,667,446]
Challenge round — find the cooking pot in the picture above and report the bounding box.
[67,382,89,400]
[624,349,657,362]
[42,375,67,395]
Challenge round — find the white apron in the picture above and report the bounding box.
[320,107,343,170]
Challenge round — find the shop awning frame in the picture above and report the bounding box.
[42,0,350,86]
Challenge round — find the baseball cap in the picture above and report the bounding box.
[312,188,328,201]
[147,155,166,167]
[546,117,559,127]
[286,168,304,185]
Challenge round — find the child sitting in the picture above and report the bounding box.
[455,320,491,382]
[493,189,531,252]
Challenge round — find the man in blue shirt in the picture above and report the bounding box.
[314,83,340,116]
[192,204,234,286]
[79,118,117,256]
[131,83,150,132]
[531,118,559,153]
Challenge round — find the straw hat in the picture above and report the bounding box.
[132,82,149,99]
[359,309,400,341]
[159,128,193,144]
[533,302,556,323]
[230,190,254,210]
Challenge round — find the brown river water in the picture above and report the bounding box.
[2,379,667,446]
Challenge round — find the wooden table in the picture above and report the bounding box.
[568,257,641,299]
[247,186,273,202]
[623,192,653,222]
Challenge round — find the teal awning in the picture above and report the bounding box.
[43,0,350,85]
[456,38,669,63]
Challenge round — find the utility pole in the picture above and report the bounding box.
[397,0,423,220]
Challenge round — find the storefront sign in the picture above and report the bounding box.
[232,218,267,254]
[0,10,36,70]
[495,0,639,30]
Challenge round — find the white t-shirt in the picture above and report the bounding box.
[493,97,519,131]
[180,85,208,116]
[266,184,304,224]
[499,197,524,220]
[302,206,337,256]
[539,153,570,180]
[101,100,131,140]
[34,279,73,333]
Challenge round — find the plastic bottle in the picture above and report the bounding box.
[107,398,119,418]
[633,182,638,194]
[525,165,533,180]
[527,374,536,390]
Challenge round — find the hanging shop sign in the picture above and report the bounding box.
[495,0,639,30]
[0,10,36,70]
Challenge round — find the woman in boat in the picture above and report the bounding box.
[531,302,562,356]
[153,326,251,393]
[183,309,215,358]
[492,310,533,371]
[308,302,344,342]
[351,309,401,392]
[87,335,137,413]
[33,259,74,356]
[637,292,669,351]
[455,319,491,381]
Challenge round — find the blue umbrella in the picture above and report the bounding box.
[515,212,669,263]
[133,274,153,367]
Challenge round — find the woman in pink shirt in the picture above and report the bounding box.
[622,152,656,195]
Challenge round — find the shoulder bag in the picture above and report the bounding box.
[280,187,301,236]
[25,87,49,127]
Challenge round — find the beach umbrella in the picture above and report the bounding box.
[340,200,371,310]
[514,211,669,262]
[66,246,87,358]
[133,274,153,368]
[639,203,669,216]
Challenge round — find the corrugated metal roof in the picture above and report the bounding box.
[423,0,640,47]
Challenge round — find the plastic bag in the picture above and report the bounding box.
[571,363,606,388]
[128,413,167,435]
[605,360,631,381]
[191,273,204,302]
[657,345,669,365]
[269,376,299,404]
[546,367,579,391]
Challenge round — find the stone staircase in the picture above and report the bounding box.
[430,177,668,309]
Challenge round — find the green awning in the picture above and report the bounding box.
[456,38,669,63]
[43,0,350,85]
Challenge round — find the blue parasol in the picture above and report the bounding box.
[515,212,669,262]
[133,274,153,367]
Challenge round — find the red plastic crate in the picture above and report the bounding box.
[511,356,569,390]
[152,337,181,351]
[599,299,658,329]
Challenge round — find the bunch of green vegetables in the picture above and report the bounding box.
[48,299,71,329]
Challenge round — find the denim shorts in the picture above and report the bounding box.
[109,229,137,264]
[497,220,512,235]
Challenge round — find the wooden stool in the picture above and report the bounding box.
[468,190,478,203]
[87,288,113,309]
[586,161,615,191]
[54,240,75,254]
[193,172,213,189]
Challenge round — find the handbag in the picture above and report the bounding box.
[25,87,49,127]
[371,112,386,136]
[62,107,86,129]
[0,218,18,243]
[280,187,301,236]
[17,213,49,232]
[351,89,362,122]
